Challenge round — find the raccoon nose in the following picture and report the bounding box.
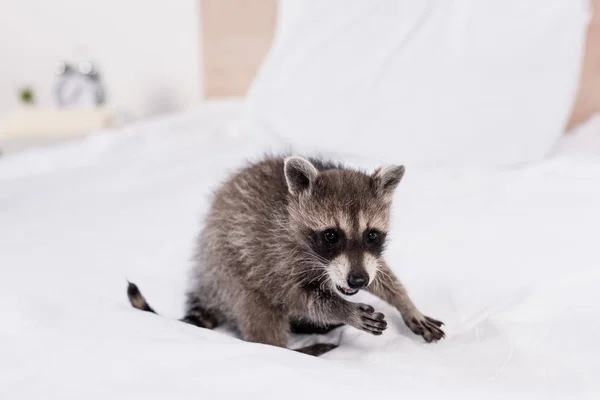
[347,273,369,290]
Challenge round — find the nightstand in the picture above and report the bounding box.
[0,107,116,156]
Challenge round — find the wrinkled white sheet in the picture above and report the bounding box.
[240,0,591,168]
[1,100,600,399]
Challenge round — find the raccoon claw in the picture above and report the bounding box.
[355,304,387,335]
[404,314,445,343]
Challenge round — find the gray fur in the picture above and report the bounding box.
[128,155,444,357]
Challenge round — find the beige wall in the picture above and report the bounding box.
[202,0,277,99]
[568,0,600,130]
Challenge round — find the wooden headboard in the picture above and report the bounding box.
[201,0,277,99]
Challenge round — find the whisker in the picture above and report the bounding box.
[375,263,393,284]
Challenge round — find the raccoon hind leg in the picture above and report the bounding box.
[295,343,338,356]
[235,293,337,357]
[290,319,344,334]
[181,292,219,329]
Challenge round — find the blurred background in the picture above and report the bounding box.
[1,1,598,158]
[0,0,276,153]
[0,0,202,118]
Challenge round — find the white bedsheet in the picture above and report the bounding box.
[2,101,600,399]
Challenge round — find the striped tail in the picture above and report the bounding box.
[127,281,156,313]
[126,281,218,329]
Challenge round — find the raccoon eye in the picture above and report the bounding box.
[365,230,381,244]
[323,229,339,244]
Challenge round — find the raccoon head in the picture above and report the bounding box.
[284,156,404,296]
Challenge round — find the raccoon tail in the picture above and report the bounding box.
[126,281,218,329]
[127,281,157,313]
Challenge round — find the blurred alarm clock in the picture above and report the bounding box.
[54,61,106,108]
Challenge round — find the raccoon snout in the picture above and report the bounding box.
[347,272,369,290]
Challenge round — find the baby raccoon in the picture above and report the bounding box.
[128,155,444,356]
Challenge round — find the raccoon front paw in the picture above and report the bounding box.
[404,314,445,343]
[354,304,387,335]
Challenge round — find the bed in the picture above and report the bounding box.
[3,1,600,399]
[2,98,600,399]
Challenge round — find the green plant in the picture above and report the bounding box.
[19,87,35,104]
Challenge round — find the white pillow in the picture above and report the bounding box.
[238,0,591,168]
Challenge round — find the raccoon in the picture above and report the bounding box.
[127,155,444,356]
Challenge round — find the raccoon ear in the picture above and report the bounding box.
[284,156,319,195]
[372,165,405,196]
